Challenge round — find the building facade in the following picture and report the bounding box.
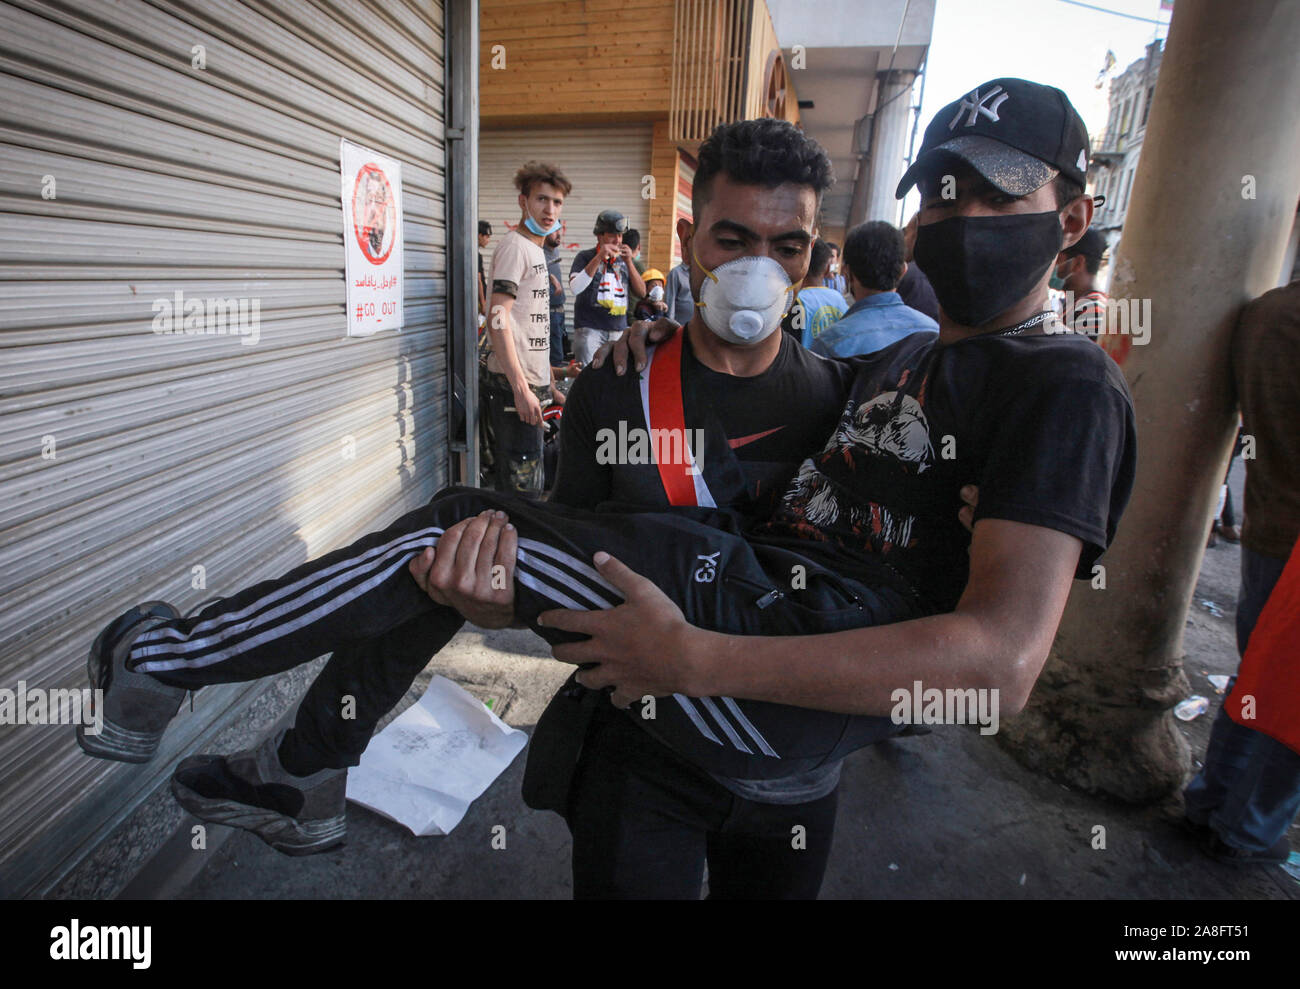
[766,0,934,244]
[1089,39,1164,275]
[1089,38,1299,287]
[477,0,934,318]
[477,0,803,293]
[0,0,475,897]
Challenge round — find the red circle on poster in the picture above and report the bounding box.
[351,163,397,265]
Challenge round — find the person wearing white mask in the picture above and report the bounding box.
[630,267,670,321]
[494,118,873,898]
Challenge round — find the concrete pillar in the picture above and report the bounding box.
[847,153,871,231]
[861,70,916,225]
[999,0,1300,801]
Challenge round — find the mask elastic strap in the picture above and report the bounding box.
[690,242,717,313]
[691,241,719,285]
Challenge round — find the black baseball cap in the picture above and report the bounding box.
[896,78,1090,198]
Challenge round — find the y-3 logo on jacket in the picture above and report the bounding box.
[694,551,720,583]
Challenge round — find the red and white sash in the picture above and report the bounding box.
[639,332,717,508]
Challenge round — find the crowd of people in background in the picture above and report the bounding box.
[481,203,962,385]
[475,169,1156,512]
[480,192,1127,434]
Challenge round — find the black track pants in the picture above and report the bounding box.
[129,486,913,772]
[567,703,839,900]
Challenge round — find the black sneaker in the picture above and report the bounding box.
[1203,832,1291,866]
[170,731,347,856]
[77,601,186,763]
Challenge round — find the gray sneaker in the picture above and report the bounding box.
[77,601,186,763]
[170,731,347,856]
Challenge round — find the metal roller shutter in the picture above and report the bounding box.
[478,125,653,327]
[0,0,448,896]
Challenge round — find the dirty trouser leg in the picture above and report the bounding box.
[572,327,622,366]
[277,608,467,774]
[483,374,545,499]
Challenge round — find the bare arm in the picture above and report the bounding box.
[540,519,1082,714]
[486,291,525,389]
[486,290,542,425]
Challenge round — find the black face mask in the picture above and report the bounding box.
[913,211,1064,327]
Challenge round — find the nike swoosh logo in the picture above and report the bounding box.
[728,426,785,449]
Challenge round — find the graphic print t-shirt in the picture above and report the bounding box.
[486,230,551,387]
[753,331,1138,614]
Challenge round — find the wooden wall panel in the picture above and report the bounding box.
[480,0,676,122]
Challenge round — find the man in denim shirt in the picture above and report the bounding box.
[811,220,938,358]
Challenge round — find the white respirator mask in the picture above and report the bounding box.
[694,251,797,346]
[648,285,665,302]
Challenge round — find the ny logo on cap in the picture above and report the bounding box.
[949,85,1009,130]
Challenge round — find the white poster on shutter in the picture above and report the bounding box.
[341,138,403,336]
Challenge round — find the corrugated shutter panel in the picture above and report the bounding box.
[0,0,447,896]
[478,125,653,327]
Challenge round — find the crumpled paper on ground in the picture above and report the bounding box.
[345,675,527,836]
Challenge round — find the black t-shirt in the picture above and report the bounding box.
[552,330,852,520]
[753,331,1137,614]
